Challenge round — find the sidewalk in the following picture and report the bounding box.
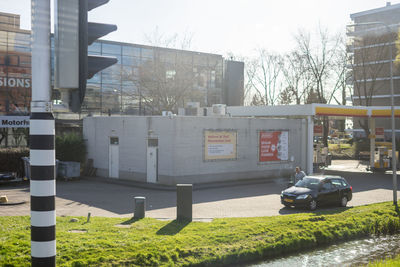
[1,160,398,219]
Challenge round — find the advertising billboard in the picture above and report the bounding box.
[204,130,237,161]
[259,131,289,162]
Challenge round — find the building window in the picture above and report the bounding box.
[122,46,140,57]
[166,69,176,80]
[89,42,101,54]
[122,55,140,66]
[102,43,121,55]
[141,48,153,59]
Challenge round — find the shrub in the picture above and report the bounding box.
[56,133,86,163]
[0,147,29,176]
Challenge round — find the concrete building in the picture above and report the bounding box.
[224,60,244,106]
[348,2,400,137]
[83,116,307,185]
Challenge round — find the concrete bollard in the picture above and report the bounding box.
[134,196,146,219]
[176,184,192,222]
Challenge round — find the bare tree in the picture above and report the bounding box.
[0,128,7,147]
[330,34,351,106]
[294,26,342,146]
[278,86,294,105]
[294,27,342,104]
[134,57,197,114]
[281,51,312,104]
[120,30,201,114]
[144,26,194,50]
[251,49,284,106]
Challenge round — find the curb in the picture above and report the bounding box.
[82,176,290,191]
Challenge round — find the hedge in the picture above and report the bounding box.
[55,133,86,163]
[0,147,29,176]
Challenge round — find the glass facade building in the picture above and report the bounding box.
[0,12,243,117]
[0,12,31,115]
[84,40,225,115]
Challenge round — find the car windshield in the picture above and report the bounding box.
[295,177,320,189]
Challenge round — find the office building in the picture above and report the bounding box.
[0,12,244,117]
[348,2,400,136]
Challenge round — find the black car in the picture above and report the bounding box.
[281,175,352,210]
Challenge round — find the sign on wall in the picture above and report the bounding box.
[0,116,29,128]
[259,131,289,162]
[375,127,384,139]
[314,125,323,137]
[204,130,237,161]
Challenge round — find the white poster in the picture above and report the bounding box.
[207,144,234,156]
[204,130,237,160]
[278,131,289,161]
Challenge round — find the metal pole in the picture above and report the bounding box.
[31,0,56,266]
[369,117,376,169]
[388,30,397,205]
[307,115,314,175]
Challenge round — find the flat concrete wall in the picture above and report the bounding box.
[83,116,306,185]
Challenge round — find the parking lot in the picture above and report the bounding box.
[1,160,399,219]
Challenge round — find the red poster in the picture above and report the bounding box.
[260,131,279,161]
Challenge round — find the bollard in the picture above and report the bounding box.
[176,184,192,222]
[0,195,8,203]
[134,196,146,219]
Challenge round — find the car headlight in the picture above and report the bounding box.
[280,191,284,197]
[296,194,309,199]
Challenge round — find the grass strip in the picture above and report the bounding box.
[369,253,400,267]
[1,202,399,266]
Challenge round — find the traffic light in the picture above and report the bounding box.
[55,0,117,112]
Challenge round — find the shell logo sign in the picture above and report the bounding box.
[315,106,368,117]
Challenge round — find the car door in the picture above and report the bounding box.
[331,178,345,202]
[317,181,337,205]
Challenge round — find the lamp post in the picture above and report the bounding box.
[348,21,397,205]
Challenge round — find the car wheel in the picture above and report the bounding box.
[309,199,317,211]
[340,196,348,207]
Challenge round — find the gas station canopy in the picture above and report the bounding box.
[227,104,400,118]
[227,104,400,175]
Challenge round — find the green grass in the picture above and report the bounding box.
[1,202,400,266]
[369,253,400,267]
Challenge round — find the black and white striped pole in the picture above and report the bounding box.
[30,0,56,266]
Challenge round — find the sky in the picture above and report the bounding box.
[1,0,400,57]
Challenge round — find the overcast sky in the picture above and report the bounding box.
[1,0,399,56]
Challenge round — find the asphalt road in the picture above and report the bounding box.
[1,161,399,219]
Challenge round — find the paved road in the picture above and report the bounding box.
[1,161,399,219]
